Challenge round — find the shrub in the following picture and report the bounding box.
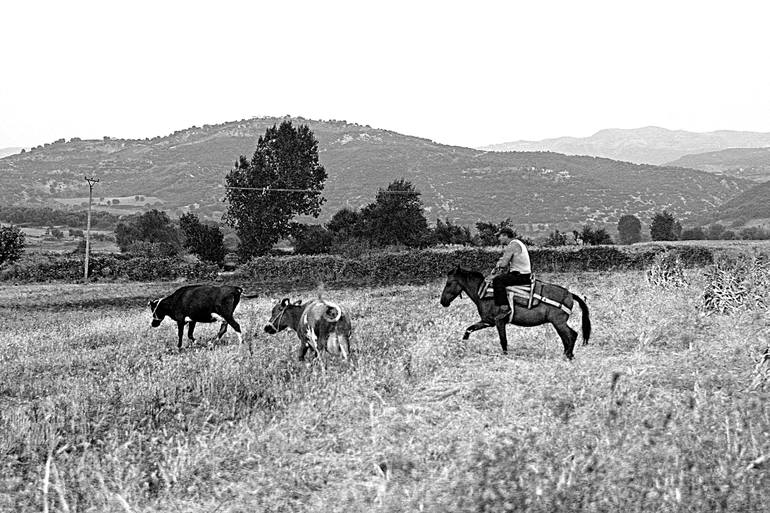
[293,224,333,255]
[645,251,688,288]
[544,230,569,247]
[0,225,25,266]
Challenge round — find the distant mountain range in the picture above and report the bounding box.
[0,118,752,232]
[0,147,23,159]
[481,126,770,166]
[666,147,770,182]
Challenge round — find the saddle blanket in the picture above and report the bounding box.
[480,279,572,314]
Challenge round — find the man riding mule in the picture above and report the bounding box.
[490,227,532,322]
[440,266,591,359]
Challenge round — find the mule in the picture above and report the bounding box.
[440,266,591,359]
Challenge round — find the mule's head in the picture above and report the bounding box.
[148,299,165,327]
[264,298,300,334]
[440,266,464,307]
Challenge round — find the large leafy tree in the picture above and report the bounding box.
[579,225,614,245]
[0,225,25,266]
[433,218,472,245]
[474,218,516,246]
[650,210,682,241]
[179,212,226,264]
[114,209,180,255]
[617,214,642,244]
[359,179,430,248]
[224,121,327,259]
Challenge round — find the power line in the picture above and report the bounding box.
[224,186,419,194]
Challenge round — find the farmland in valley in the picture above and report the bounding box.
[1,269,768,511]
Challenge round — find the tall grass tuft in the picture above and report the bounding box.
[702,251,770,314]
[645,251,688,288]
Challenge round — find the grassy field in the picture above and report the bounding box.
[1,270,768,512]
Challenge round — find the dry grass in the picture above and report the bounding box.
[1,270,768,512]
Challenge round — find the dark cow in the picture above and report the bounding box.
[264,298,352,363]
[148,285,256,350]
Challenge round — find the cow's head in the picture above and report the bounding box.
[148,298,165,327]
[264,298,301,334]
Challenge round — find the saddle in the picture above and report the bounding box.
[480,278,572,315]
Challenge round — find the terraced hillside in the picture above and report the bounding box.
[0,117,751,230]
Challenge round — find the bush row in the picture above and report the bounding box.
[237,244,715,287]
[0,245,715,285]
[0,254,219,283]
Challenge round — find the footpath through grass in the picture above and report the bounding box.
[0,271,768,512]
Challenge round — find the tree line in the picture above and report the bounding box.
[2,121,769,269]
[0,206,121,229]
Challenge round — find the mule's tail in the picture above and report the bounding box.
[573,294,592,345]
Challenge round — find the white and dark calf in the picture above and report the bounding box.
[264,298,352,362]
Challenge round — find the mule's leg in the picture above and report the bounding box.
[495,320,508,354]
[553,322,576,360]
[463,322,493,340]
[176,321,185,350]
[187,321,197,343]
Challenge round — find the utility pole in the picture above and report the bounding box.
[84,176,99,281]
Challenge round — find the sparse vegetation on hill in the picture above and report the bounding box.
[0,117,751,230]
[713,180,770,225]
[667,147,770,182]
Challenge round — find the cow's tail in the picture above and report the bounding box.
[242,293,260,299]
[322,300,343,322]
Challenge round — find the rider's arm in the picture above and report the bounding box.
[493,240,521,274]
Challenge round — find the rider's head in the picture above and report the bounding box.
[496,227,514,244]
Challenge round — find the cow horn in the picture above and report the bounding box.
[294,299,303,306]
[281,298,290,307]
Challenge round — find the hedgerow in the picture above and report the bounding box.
[0,244,715,285]
[0,254,219,283]
[238,244,714,287]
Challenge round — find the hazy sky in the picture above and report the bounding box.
[2,0,769,149]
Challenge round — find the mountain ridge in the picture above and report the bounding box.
[480,126,770,165]
[0,117,751,232]
[666,147,770,182]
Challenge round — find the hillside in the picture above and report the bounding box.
[480,126,770,165]
[0,117,751,232]
[712,180,770,225]
[666,147,770,182]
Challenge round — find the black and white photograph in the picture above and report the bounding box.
[1,1,769,511]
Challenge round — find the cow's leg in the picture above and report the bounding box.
[204,321,229,349]
[187,321,197,343]
[222,314,243,347]
[176,321,185,350]
[298,342,309,361]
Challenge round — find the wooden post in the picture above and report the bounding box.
[84,176,99,281]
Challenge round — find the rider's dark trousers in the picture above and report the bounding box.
[492,272,532,306]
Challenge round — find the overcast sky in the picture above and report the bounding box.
[1,0,769,150]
